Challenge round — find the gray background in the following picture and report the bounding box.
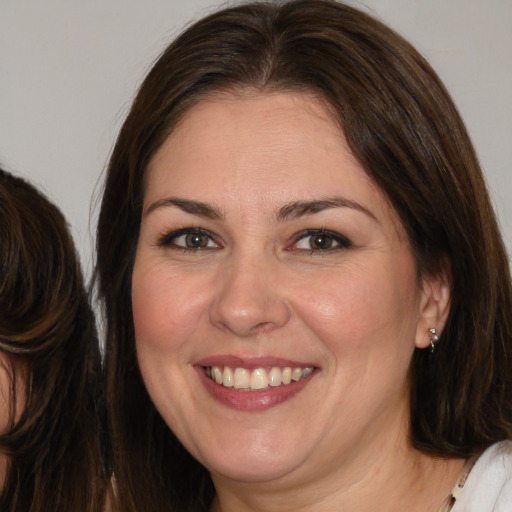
[1,0,511,277]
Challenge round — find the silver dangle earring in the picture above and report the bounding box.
[428,328,439,353]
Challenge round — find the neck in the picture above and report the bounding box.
[210,435,465,512]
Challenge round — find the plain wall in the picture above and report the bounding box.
[1,0,511,276]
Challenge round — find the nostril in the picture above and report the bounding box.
[209,262,291,336]
[250,321,278,335]
[211,304,290,337]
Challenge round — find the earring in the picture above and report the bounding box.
[428,328,439,353]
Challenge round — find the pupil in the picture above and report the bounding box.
[311,234,332,249]
[186,233,206,247]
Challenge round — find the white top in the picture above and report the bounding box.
[438,441,512,512]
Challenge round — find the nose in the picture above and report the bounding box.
[209,255,291,337]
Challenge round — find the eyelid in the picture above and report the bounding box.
[289,228,352,252]
[156,227,220,249]
[155,226,350,253]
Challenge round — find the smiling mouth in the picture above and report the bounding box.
[205,366,315,391]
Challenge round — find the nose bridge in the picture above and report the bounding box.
[210,248,290,337]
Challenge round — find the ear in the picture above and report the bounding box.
[415,270,451,349]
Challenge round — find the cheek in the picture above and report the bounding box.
[0,356,27,434]
[131,263,211,353]
[290,261,419,354]
[0,361,11,434]
[131,264,205,425]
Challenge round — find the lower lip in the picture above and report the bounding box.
[195,367,317,411]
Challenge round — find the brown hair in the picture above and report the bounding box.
[0,169,107,511]
[95,1,512,510]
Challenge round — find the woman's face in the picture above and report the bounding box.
[0,354,25,485]
[132,91,448,486]
[0,355,11,484]
[0,356,11,434]
[1,355,25,432]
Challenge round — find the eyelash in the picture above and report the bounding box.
[156,227,220,250]
[156,227,352,253]
[291,229,352,253]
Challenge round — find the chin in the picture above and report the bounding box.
[194,440,306,484]
[207,457,296,484]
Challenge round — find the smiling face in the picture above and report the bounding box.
[132,91,449,487]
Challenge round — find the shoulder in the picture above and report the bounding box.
[452,441,512,512]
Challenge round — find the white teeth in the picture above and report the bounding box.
[223,367,233,387]
[233,368,250,389]
[212,366,223,384]
[250,368,268,390]
[291,368,302,382]
[207,365,314,390]
[268,367,282,387]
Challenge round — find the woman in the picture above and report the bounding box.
[0,168,107,511]
[96,1,512,511]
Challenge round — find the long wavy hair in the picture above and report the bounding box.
[95,1,512,510]
[0,168,107,511]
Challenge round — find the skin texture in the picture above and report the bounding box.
[0,358,9,485]
[0,358,10,437]
[132,91,460,511]
[0,356,24,489]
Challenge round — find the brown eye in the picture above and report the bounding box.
[158,228,219,250]
[184,232,209,248]
[309,234,333,250]
[293,229,351,252]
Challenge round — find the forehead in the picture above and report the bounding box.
[144,91,401,231]
[148,91,346,172]
[149,92,360,185]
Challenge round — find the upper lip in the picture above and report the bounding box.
[194,355,316,369]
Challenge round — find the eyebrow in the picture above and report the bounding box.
[145,197,223,219]
[145,195,377,222]
[277,197,378,222]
